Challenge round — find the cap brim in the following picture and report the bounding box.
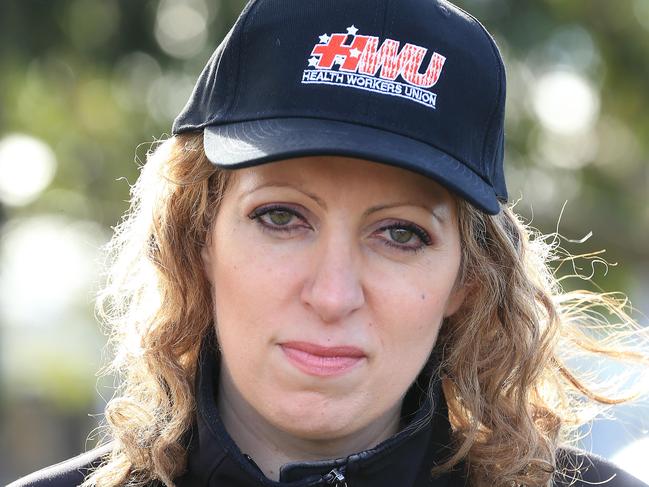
[203,117,500,214]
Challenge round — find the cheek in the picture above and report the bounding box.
[375,285,446,353]
[367,255,459,366]
[212,240,302,315]
[364,291,445,413]
[207,241,272,396]
[370,255,458,321]
[207,226,304,362]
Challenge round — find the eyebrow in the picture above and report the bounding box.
[363,202,447,223]
[242,182,327,208]
[242,182,447,222]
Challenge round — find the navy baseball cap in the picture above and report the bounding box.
[172,0,508,214]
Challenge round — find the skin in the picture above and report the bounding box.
[201,155,465,480]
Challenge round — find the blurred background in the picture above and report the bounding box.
[1,0,648,483]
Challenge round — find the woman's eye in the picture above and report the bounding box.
[377,222,433,253]
[389,228,414,244]
[267,209,293,226]
[248,205,308,233]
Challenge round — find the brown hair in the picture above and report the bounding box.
[84,132,648,486]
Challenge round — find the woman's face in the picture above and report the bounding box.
[202,155,465,441]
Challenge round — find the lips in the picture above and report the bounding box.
[280,341,366,377]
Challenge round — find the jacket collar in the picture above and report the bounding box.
[180,334,462,487]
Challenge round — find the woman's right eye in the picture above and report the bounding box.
[248,205,309,233]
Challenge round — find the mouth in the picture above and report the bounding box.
[279,341,366,377]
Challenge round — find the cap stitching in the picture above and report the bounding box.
[476,29,503,185]
[481,35,504,187]
[229,0,265,117]
[451,4,503,183]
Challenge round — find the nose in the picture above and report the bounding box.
[300,232,365,324]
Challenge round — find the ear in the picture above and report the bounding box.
[444,283,467,318]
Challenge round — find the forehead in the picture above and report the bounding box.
[228,155,456,206]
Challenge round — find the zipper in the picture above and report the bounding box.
[323,467,348,487]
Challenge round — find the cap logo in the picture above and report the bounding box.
[301,25,446,109]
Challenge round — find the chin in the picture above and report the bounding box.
[263,391,365,440]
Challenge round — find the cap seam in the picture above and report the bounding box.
[229,0,265,118]
[451,4,503,184]
[481,37,504,187]
[480,38,503,185]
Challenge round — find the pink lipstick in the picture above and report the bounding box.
[280,341,366,377]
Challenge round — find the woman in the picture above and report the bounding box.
[10,0,648,486]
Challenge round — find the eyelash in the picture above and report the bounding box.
[248,205,433,253]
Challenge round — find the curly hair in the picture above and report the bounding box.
[83,132,648,487]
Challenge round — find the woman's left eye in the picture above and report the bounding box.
[263,209,293,226]
[376,222,433,253]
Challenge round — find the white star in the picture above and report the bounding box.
[319,33,331,43]
[349,47,361,58]
[334,55,345,65]
[308,56,319,67]
[346,24,359,35]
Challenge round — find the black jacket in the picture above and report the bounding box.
[9,341,648,487]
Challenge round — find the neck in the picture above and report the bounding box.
[217,367,402,481]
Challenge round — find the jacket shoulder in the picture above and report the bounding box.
[7,444,112,487]
[554,446,647,487]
